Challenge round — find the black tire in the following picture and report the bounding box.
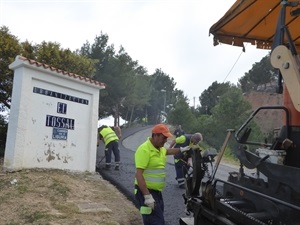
[186,149,205,196]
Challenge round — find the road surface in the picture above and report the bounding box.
[97,126,255,225]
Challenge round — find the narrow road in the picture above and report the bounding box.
[97,126,253,225]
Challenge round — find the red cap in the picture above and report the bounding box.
[152,124,173,137]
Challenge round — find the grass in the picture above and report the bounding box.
[0,159,143,225]
[52,202,78,214]
[23,211,52,224]
[6,222,20,225]
[49,178,70,197]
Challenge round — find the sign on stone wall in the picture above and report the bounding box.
[45,115,75,130]
[33,87,89,105]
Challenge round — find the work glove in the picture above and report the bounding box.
[144,194,155,209]
[180,146,190,152]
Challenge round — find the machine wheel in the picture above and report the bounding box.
[186,149,205,196]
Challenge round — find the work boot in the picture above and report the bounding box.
[115,165,120,170]
[179,184,185,189]
[103,165,111,170]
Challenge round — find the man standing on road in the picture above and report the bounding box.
[134,124,190,225]
[98,125,121,170]
[169,132,203,188]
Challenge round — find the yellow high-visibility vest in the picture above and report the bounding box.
[100,127,119,146]
[134,138,166,191]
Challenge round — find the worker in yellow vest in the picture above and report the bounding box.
[99,125,120,170]
[134,124,190,225]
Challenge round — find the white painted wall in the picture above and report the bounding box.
[4,56,105,172]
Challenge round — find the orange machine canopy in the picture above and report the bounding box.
[209,0,300,52]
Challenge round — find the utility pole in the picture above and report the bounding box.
[161,89,166,113]
[193,97,195,108]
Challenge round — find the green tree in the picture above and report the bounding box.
[107,47,143,125]
[122,74,151,126]
[198,81,232,115]
[238,74,254,93]
[0,26,22,110]
[203,87,253,151]
[0,116,8,157]
[79,32,115,119]
[88,38,143,125]
[146,69,178,124]
[249,53,274,88]
[238,52,275,93]
[79,32,190,125]
[168,98,196,132]
[32,41,96,78]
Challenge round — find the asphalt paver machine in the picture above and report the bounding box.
[180,1,300,224]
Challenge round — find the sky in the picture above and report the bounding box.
[0,0,269,111]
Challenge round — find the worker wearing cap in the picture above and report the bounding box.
[169,132,203,188]
[134,123,190,225]
[99,125,120,170]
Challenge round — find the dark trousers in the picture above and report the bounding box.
[135,186,165,225]
[174,152,186,186]
[105,141,120,165]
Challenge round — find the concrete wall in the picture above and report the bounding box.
[4,56,105,172]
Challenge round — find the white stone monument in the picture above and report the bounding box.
[4,55,105,172]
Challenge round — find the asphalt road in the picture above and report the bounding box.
[96,126,253,225]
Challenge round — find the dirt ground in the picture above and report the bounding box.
[0,158,142,225]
